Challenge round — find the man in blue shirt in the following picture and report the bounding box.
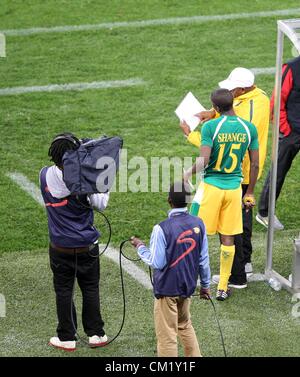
[131,181,211,357]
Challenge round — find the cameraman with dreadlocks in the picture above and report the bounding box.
[40,132,109,351]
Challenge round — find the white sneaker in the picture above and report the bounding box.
[245,262,253,277]
[49,337,76,351]
[255,213,284,231]
[89,334,108,348]
[228,282,247,289]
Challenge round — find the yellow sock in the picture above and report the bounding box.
[218,244,235,291]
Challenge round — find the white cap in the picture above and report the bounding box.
[218,67,255,91]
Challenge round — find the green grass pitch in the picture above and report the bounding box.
[0,0,300,357]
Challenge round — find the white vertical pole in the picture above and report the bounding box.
[266,23,284,272]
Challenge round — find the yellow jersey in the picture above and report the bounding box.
[187,86,270,184]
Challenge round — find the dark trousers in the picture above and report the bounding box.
[49,244,105,341]
[259,131,300,217]
[230,184,252,284]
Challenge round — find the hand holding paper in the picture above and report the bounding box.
[179,120,191,136]
[175,92,206,131]
[195,109,216,123]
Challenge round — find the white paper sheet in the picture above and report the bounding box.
[175,92,206,131]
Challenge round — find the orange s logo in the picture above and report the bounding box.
[170,229,196,268]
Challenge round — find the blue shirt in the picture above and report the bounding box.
[138,208,210,288]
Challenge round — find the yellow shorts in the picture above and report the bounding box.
[190,182,243,236]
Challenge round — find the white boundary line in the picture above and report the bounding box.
[0,69,276,97]
[0,78,146,96]
[6,172,152,290]
[104,247,152,290]
[2,8,300,36]
[0,33,6,57]
[7,172,44,206]
[251,67,276,75]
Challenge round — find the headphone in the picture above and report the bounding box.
[50,133,81,149]
[48,133,81,166]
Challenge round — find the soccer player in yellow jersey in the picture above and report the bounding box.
[184,88,259,300]
[181,68,269,288]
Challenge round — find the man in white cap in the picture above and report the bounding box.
[180,67,270,288]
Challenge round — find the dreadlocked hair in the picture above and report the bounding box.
[48,132,80,167]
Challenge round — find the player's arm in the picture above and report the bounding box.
[243,149,259,210]
[184,145,211,180]
[184,123,212,180]
[195,108,217,122]
[200,145,212,167]
[179,120,202,148]
[246,149,259,193]
[180,109,219,148]
[187,131,201,148]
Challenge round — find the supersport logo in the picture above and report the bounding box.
[170,229,197,268]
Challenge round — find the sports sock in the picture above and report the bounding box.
[218,244,235,291]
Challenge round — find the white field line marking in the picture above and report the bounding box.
[7,172,44,206]
[251,67,276,75]
[104,247,152,290]
[6,172,152,290]
[0,33,6,57]
[0,78,145,96]
[2,8,300,37]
